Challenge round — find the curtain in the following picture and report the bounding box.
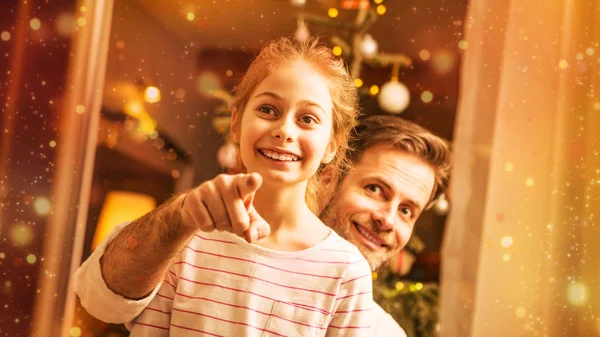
[440,0,600,336]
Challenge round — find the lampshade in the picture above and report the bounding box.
[91,191,156,251]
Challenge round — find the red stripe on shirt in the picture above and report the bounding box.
[333,308,373,314]
[194,233,237,244]
[135,321,169,330]
[340,274,371,285]
[156,293,174,301]
[174,291,327,330]
[171,271,331,315]
[176,260,336,296]
[163,279,176,289]
[147,307,172,315]
[184,246,342,279]
[335,291,372,300]
[328,324,372,329]
[172,307,288,337]
[171,323,224,336]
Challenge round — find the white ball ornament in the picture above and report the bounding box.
[217,143,239,170]
[290,0,307,7]
[378,80,410,114]
[360,34,378,59]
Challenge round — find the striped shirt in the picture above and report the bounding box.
[129,230,374,336]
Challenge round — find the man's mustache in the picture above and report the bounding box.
[351,214,397,249]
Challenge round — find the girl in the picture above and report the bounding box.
[130,37,374,336]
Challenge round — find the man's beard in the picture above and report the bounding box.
[321,199,392,271]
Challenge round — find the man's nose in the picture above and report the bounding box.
[371,206,396,231]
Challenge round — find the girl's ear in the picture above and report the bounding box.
[230,108,241,143]
[321,135,339,164]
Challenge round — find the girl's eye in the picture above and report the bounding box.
[365,184,383,196]
[300,115,316,124]
[258,105,277,115]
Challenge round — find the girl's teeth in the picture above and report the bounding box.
[262,150,298,161]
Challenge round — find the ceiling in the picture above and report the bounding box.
[133,0,468,61]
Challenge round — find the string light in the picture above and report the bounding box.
[328,8,339,18]
[369,85,379,95]
[332,46,342,56]
[144,86,161,103]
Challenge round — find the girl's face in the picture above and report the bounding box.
[232,60,338,186]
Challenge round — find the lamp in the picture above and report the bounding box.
[91,191,156,251]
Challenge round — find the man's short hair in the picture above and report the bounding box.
[348,115,452,207]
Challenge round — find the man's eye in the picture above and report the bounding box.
[258,105,276,115]
[400,207,413,219]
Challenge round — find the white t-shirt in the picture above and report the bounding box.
[74,222,408,336]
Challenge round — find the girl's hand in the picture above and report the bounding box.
[180,173,270,243]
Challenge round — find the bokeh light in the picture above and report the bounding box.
[76,17,86,27]
[55,13,76,37]
[26,254,37,264]
[196,72,222,95]
[332,45,342,56]
[432,50,456,74]
[567,282,589,306]
[9,223,33,246]
[124,101,144,117]
[1,31,11,41]
[144,86,161,103]
[421,91,433,103]
[30,18,41,30]
[369,85,379,95]
[33,197,51,216]
[558,60,568,69]
[501,236,513,248]
[69,326,82,337]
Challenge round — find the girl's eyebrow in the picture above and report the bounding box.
[253,91,325,113]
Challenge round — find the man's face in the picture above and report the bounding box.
[321,146,435,270]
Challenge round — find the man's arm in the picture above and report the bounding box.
[100,193,196,299]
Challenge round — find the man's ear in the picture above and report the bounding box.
[321,135,340,164]
[230,108,241,143]
[317,165,337,215]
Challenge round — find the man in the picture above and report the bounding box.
[319,116,451,335]
[74,115,451,336]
